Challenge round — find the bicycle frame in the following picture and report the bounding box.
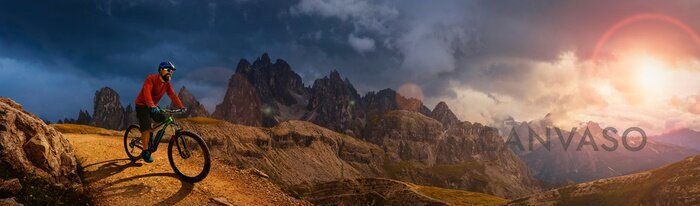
[149,113,182,152]
[129,110,183,153]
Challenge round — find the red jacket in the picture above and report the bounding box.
[135,74,184,108]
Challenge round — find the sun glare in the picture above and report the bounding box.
[635,55,668,92]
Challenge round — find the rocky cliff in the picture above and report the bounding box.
[212,53,441,139]
[365,110,540,198]
[304,70,366,138]
[213,53,309,127]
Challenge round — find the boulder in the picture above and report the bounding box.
[0,97,80,187]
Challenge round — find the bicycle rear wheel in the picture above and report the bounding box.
[168,131,211,183]
[123,125,143,160]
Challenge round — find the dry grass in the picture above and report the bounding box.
[414,185,508,206]
[179,117,225,125]
[51,124,121,136]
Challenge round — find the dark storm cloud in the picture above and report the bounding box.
[2,0,700,122]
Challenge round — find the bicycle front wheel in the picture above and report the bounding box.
[124,125,143,161]
[167,131,211,183]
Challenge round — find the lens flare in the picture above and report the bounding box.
[591,13,700,62]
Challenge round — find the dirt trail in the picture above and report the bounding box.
[65,134,309,206]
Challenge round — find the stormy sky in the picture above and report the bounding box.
[2,0,700,134]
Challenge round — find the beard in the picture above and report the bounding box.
[161,74,171,82]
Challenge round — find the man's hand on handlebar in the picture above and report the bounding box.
[161,107,187,114]
[150,106,162,114]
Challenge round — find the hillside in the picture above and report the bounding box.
[176,114,538,199]
[509,155,700,205]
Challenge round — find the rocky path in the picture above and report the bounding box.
[65,134,309,206]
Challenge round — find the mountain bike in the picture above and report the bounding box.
[123,108,211,183]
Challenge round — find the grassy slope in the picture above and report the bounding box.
[51,124,121,136]
[414,185,508,206]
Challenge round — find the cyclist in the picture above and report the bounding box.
[134,61,185,163]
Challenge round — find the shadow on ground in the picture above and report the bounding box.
[83,158,194,205]
[83,158,142,182]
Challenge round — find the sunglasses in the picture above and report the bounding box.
[162,68,174,72]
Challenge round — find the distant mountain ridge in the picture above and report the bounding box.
[495,114,699,184]
[213,53,442,138]
[652,128,700,150]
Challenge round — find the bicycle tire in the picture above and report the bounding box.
[123,124,142,161]
[167,130,211,183]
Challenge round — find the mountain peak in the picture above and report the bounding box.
[329,70,342,81]
[235,59,252,74]
[434,101,450,110]
[261,52,271,63]
[430,101,460,127]
[175,85,209,117]
[253,53,272,67]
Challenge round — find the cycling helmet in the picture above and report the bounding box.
[158,61,176,70]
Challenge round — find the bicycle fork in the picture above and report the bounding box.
[174,135,192,159]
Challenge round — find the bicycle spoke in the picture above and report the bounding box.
[168,132,210,182]
[124,125,145,160]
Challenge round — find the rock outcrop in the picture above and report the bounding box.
[92,87,125,130]
[365,110,540,198]
[0,97,81,187]
[171,86,209,118]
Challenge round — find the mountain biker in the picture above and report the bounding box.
[134,61,185,163]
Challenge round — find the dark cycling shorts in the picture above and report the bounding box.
[136,106,166,132]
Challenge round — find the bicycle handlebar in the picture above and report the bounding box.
[161,108,188,114]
